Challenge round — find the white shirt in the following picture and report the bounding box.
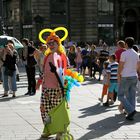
[120,49,139,77]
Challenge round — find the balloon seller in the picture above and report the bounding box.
[39,27,84,139]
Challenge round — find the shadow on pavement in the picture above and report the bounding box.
[17,85,28,89]
[17,82,28,85]
[82,78,102,86]
[78,111,140,140]
[79,103,118,118]
[36,136,55,140]
[0,94,34,102]
[79,103,140,139]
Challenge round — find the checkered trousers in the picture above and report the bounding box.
[40,87,63,122]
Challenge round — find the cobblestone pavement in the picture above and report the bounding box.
[0,69,140,140]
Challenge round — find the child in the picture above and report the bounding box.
[103,54,118,106]
[98,61,109,102]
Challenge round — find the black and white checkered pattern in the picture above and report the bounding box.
[40,87,63,122]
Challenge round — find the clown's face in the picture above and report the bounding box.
[47,40,59,53]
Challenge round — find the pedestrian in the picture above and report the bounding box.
[35,44,47,74]
[132,45,140,102]
[115,40,126,63]
[115,40,126,113]
[89,44,99,79]
[81,43,90,78]
[40,31,67,139]
[35,44,47,90]
[67,45,76,68]
[0,48,4,84]
[22,38,37,96]
[1,40,18,97]
[75,46,82,73]
[118,37,140,120]
[103,54,118,106]
[98,43,109,81]
[98,61,109,102]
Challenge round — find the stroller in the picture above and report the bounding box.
[43,62,74,140]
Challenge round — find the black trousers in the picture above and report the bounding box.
[90,62,101,78]
[25,66,36,93]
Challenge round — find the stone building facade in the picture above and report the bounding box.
[114,0,140,43]
[1,0,116,45]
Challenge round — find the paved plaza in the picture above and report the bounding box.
[0,69,140,140]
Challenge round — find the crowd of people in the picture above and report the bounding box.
[0,35,140,138]
[66,37,140,121]
[99,37,140,121]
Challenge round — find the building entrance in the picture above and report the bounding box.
[124,22,137,39]
[123,9,138,41]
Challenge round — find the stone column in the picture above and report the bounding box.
[70,0,97,42]
[12,0,21,40]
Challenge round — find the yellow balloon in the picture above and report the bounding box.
[73,72,79,79]
[39,28,53,44]
[78,75,84,82]
[54,27,68,42]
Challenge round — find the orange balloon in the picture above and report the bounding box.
[73,71,79,79]
[65,69,72,75]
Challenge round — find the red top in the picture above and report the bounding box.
[115,48,126,62]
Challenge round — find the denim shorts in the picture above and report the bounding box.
[108,82,118,93]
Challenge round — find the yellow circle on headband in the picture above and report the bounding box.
[38,27,68,44]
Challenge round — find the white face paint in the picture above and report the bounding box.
[47,40,59,53]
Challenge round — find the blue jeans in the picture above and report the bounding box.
[2,67,17,92]
[118,76,137,114]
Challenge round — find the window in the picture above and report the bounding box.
[98,24,114,45]
[98,0,113,16]
[50,0,67,24]
[23,27,32,40]
[22,0,32,24]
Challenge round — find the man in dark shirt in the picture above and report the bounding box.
[89,44,100,79]
[22,38,37,96]
[98,43,109,81]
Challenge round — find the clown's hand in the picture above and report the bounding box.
[49,62,56,73]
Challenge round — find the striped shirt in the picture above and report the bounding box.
[107,62,118,83]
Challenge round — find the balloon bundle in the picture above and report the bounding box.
[64,69,84,101]
[65,69,84,82]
